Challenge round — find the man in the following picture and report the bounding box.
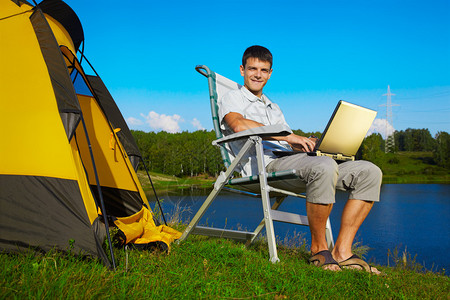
[218,45,382,273]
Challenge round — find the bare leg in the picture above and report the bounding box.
[332,199,381,274]
[306,202,340,271]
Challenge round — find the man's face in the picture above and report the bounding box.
[240,57,272,98]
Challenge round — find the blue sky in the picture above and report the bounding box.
[63,0,449,137]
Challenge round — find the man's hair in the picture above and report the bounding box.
[242,45,273,68]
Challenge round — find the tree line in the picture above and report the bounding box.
[131,128,450,177]
[132,130,223,177]
[358,129,450,169]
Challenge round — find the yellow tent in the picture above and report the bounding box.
[0,0,180,268]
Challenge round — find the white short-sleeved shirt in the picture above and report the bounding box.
[218,86,292,176]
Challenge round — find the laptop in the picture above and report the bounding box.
[274,100,377,161]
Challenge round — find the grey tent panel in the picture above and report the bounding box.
[31,8,81,141]
[37,0,84,52]
[0,174,109,266]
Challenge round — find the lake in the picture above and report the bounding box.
[148,184,450,273]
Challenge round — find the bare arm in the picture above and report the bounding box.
[224,112,316,152]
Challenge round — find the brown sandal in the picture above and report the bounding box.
[339,254,373,272]
[309,250,341,270]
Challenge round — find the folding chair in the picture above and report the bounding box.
[178,65,334,263]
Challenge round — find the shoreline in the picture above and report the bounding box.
[139,173,450,194]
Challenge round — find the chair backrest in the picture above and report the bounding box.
[196,65,241,169]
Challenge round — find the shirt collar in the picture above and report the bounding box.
[240,86,273,107]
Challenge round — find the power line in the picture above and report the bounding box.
[395,90,450,100]
[400,108,450,113]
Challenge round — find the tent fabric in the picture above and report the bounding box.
[30,7,81,141]
[74,94,148,215]
[0,175,104,258]
[11,0,32,6]
[90,186,145,218]
[35,0,84,52]
[85,75,142,170]
[59,45,142,169]
[1,1,83,181]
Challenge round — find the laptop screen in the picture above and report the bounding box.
[316,101,377,156]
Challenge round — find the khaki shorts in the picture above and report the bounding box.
[266,153,382,204]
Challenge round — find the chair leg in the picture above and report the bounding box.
[248,196,335,251]
[254,138,280,263]
[246,196,286,246]
[261,190,279,263]
[177,184,222,242]
[325,217,334,249]
[177,138,255,243]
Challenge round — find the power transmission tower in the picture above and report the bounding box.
[380,85,399,153]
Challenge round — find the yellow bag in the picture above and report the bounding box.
[113,206,181,252]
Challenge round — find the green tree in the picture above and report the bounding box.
[359,133,384,164]
[434,131,450,169]
[131,129,224,177]
[292,129,322,139]
[395,128,435,151]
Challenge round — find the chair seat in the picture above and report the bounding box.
[228,169,298,185]
[228,169,306,196]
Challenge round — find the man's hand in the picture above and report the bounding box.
[286,134,316,152]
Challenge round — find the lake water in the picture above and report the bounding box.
[148,184,450,273]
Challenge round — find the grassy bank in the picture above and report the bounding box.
[376,152,450,184]
[1,234,448,299]
[136,171,215,192]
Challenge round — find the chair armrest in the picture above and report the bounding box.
[212,124,292,145]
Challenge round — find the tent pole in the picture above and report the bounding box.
[141,159,167,226]
[80,114,116,270]
[77,50,100,78]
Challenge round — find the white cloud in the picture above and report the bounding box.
[367,118,395,138]
[140,111,183,133]
[126,117,144,126]
[191,118,205,131]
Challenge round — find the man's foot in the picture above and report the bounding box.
[338,254,382,275]
[309,250,341,271]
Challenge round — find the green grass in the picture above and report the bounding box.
[378,152,450,184]
[1,235,448,299]
[137,171,215,192]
